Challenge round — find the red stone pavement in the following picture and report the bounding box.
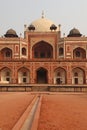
[38,93,87,130]
[0,92,34,130]
[0,92,87,130]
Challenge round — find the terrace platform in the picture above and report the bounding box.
[0,84,87,92]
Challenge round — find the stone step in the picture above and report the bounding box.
[32,86,49,91]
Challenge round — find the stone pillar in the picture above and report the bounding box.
[0,71,1,81]
[30,63,35,84]
[47,66,53,84]
[12,63,18,84]
[67,65,72,84]
[85,69,87,84]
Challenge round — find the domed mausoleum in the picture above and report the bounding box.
[0,15,87,92]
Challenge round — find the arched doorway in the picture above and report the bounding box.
[36,68,48,84]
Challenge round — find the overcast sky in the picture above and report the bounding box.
[0,0,87,37]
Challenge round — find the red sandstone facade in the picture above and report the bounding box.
[0,16,87,91]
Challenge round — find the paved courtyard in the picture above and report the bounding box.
[0,92,34,130]
[0,92,87,130]
[38,93,87,130]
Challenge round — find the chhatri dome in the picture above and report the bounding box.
[4,29,18,37]
[28,13,59,32]
[68,28,82,37]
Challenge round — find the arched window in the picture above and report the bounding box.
[1,48,12,60]
[75,51,80,57]
[74,72,78,76]
[47,51,51,58]
[22,72,27,82]
[22,48,26,55]
[40,52,45,58]
[73,47,86,59]
[23,72,27,76]
[59,47,64,56]
[57,72,61,76]
[6,51,11,57]
[34,51,38,58]
[6,71,10,76]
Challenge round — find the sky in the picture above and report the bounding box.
[0,0,87,37]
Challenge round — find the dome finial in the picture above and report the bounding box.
[42,10,44,18]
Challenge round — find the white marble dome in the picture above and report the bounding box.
[28,17,59,32]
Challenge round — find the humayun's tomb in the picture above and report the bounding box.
[0,14,87,92]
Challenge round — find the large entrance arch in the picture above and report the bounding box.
[36,68,48,84]
[32,41,53,58]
